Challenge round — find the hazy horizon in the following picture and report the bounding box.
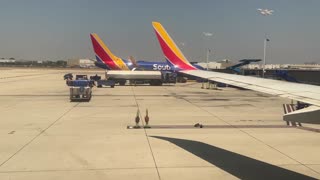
[0,0,320,64]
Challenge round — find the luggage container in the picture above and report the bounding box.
[68,80,93,101]
[67,80,95,87]
[69,86,92,101]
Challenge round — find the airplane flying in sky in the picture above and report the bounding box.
[90,33,203,72]
[257,8,274,15]
[152,21,320,124]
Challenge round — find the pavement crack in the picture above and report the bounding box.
[0,102,79,167]
[131,86,161,180]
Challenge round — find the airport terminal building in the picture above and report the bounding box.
[67,58,95,68]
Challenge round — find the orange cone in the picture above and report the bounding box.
[135,109,140,128]
[144,109,150,128]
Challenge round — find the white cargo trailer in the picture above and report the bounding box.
[105,70,163,85]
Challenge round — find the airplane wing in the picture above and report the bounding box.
[182,70,320,105]
[181,70,320,124]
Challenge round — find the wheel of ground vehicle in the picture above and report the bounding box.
[150,80,162,86]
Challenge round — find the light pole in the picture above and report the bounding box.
[257,8,273,78]
[206,48,211,71]
[203,32,213,71]
[262,37,270,78]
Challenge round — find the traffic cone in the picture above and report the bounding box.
[134,109,140,128]
[144,109,150,128]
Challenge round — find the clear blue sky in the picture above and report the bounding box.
[0,0,319,64]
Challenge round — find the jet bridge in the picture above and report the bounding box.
[226,59,261,74]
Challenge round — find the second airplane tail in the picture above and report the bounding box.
[152,22,196,71]
[90,33,129,70]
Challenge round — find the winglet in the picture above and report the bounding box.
[152,22,196,70]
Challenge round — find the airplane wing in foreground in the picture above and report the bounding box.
[181,70,320,106]
[180,70,320,124]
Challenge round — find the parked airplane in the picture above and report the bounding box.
[90,33,204,71]
[91,33,184,85]
[152,21,320,124]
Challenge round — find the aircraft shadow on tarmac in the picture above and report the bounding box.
[150,136,317,180]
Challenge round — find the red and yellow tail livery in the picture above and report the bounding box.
[90,33,129,70]
[152,22,196,70]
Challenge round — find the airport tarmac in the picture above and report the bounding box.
[0,68,319,180]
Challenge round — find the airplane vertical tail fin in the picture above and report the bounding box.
[152,22,196,70]
[90,33,129,70]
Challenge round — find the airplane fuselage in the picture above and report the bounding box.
[96,59,204,72]
[134,61,173,71]
[96,59,175,71]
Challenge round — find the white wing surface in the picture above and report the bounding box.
[181,70,320,106]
